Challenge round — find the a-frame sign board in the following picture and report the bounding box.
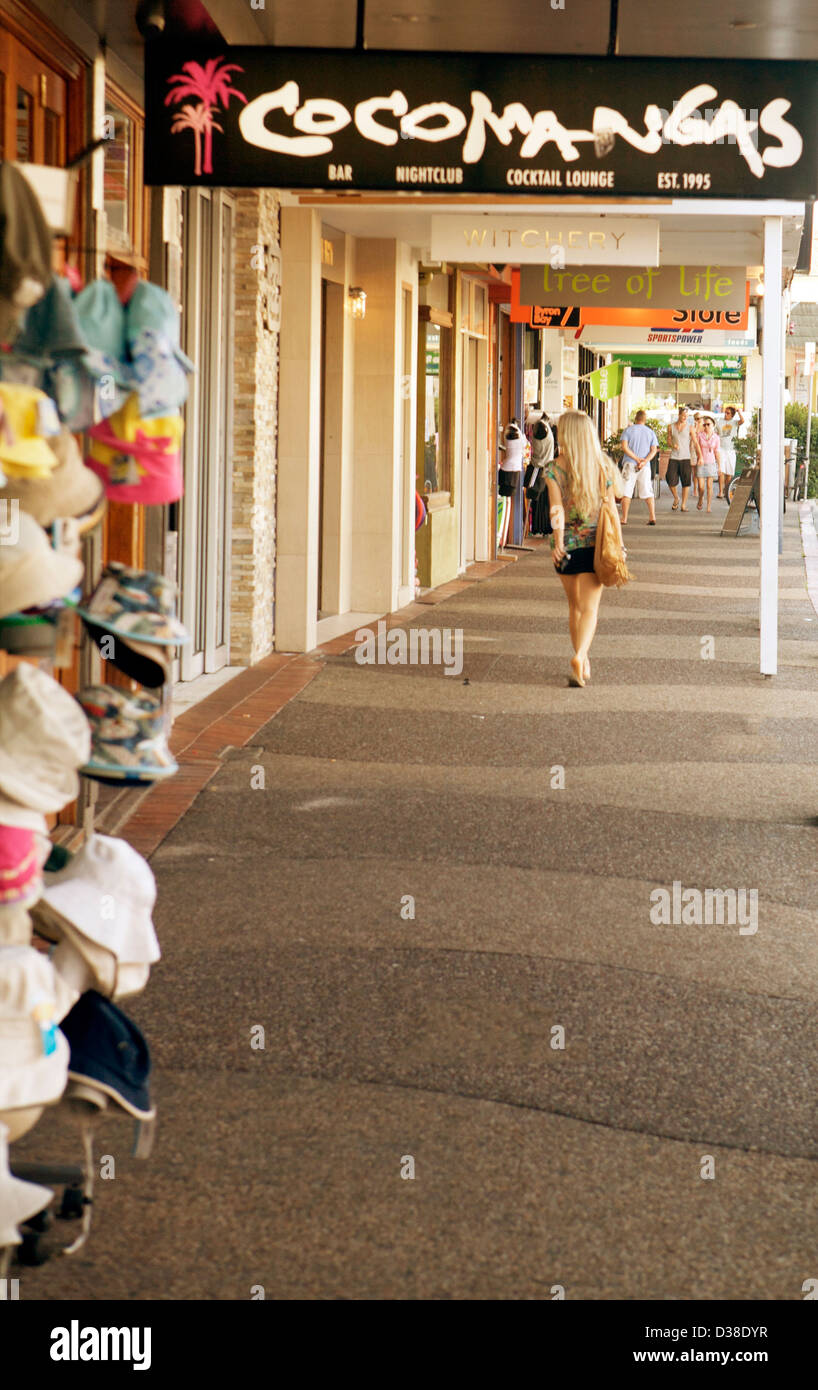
[721,466,760,536]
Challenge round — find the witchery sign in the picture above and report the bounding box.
[144,49,817,200]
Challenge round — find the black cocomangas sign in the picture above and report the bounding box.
[144,48,817,201]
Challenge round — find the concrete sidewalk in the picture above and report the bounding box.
[17,494,818,1300]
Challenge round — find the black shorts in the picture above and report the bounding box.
[666,457,692,488]
[555,545,596,575]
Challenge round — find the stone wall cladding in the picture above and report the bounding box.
[230,189,280,665]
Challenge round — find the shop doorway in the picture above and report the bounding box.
[318,276,345,617]
[460,336,479,568]
[400,285,414,593]
[177,187,235,678]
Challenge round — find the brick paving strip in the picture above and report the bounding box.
[798,501,818,616]
[64,555,524,858]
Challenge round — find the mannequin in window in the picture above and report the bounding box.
[525,400,544,440]
[499,420,524,470]
[498,420,524,496]
[531,415,554,471]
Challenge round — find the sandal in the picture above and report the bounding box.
[697,498,703,510]
[671,501,679,511]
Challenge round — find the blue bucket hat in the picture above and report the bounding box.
[13,276,93,365]
[125,282,194,416]
[60,990,155,1119]
[126,282,194,372]
[74,280,132,389]
[77,685,179,784]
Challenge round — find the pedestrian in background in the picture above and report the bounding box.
[690,412,702,493]
[716,405,744,499]
[545,409,616,688]
[666,406,698,512]
[695,416,720,511]
[619,410,658,525]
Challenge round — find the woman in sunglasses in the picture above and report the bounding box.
[695,416,721,512]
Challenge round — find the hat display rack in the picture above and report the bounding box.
[0,161,193,1269]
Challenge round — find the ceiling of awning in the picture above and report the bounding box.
[195,0,818,59]
[290,197,806,270]
[55,1,818,104]
[789,302,818,344]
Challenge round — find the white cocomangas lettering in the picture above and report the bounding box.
[236,81,804,180]
[354,91,408,146]
[462,92,533,162]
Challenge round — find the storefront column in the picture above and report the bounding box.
[277,206,322,652]
[760,216,783,676]
[349,238,408,614]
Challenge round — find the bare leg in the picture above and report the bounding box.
[681,484,690,510]
[706,477,713,511]
[646,494,656,523]
[558,573,584,684]
[571,571,604,679]
[559,573,580,654]
[621,497,631,524]
[669,484,679,509]
[567,592,580,651]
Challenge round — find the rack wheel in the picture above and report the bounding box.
[17,1229,49,1266]
[58,1186,87,1221]
[23,1209,52,1235]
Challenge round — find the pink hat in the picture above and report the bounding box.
[86,395,184,506]
[0,825,43,907]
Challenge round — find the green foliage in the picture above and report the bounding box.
[733,408,758,475]
[645,416,668,449]
[784,403,818,497]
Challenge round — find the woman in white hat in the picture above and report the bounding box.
[716,406,744,499]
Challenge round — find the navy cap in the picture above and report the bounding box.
[60,990,155,1120]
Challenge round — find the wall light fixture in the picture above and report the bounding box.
[348,287,367,320]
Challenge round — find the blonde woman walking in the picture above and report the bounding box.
[545,410,616,688]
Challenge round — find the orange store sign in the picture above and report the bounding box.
[510,270,749,330]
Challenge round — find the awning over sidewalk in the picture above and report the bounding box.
[621,353,746,378]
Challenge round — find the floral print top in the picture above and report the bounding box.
[545,459,613,552]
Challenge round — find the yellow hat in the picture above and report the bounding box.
[0,383,60,477]
[87,392,184,476]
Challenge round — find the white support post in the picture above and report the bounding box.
[759,216,783,676]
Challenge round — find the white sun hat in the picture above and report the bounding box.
[0,664,90,817]
[0,507,83,620]
[0,945,72,1142]
[0,1120,52,1246]
[32,834,160,1000]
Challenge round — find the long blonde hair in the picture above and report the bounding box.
[555,410,610,516]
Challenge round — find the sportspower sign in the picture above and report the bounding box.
[144,49,817,200]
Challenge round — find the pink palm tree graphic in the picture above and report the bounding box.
[165,58,247,175]
[169,103,223,178]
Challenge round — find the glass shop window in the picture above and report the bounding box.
[103,102,133,250]
[419,319,453,495]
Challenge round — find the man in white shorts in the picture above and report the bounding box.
[620,410,658,525]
